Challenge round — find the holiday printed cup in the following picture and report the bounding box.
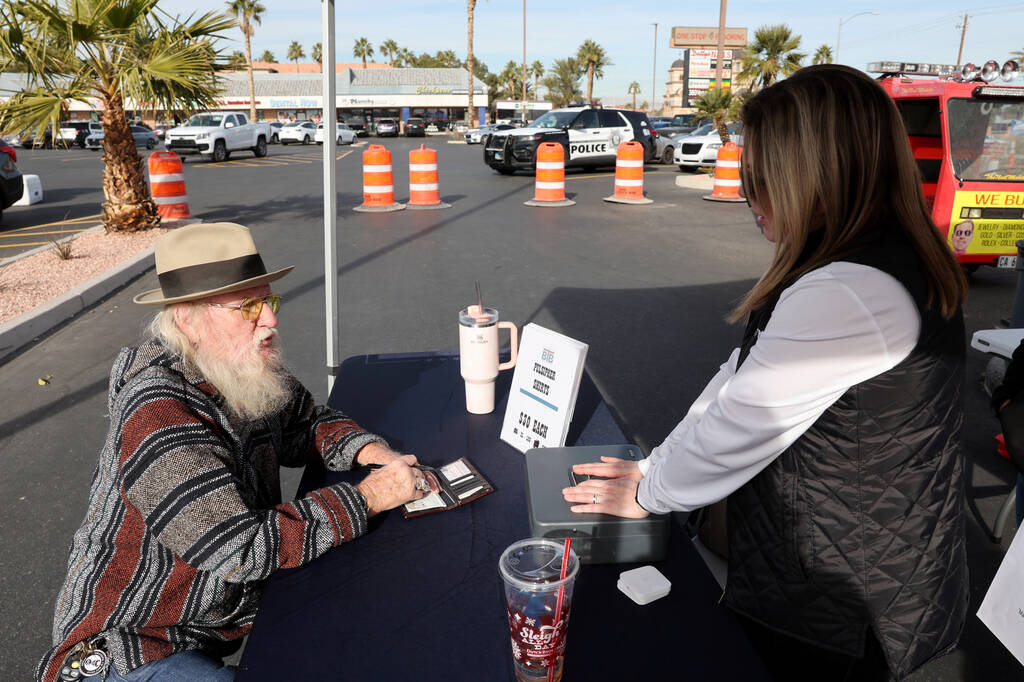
[499,538,579,682]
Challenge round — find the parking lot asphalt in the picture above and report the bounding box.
[1,137,1022,680]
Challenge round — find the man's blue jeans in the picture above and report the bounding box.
[106,650,236,681]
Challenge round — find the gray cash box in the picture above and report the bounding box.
[524,444,669,564]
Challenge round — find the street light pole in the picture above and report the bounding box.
[521,0,527,123]
[836,11,879,63]
[651,23,657,114]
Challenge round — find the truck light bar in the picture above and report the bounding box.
[868,61,958,75]
[973,85,1024,98]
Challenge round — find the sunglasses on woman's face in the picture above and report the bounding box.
[207,294,282,321]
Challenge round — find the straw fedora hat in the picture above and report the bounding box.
[133,222,293,306]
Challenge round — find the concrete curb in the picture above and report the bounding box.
[0,218,200,364]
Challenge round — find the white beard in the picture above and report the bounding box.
[192,327,292,421]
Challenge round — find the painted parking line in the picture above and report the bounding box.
[198,148,357,169]
[0,213,102,259]
[2,213,102,233]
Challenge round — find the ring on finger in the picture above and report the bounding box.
[415,477,430,493]
[592,493,597,505]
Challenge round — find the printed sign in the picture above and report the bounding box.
[500,324,588,453]
[948,191,1024,256]
[671,26,748,49]
[569,141,608,157]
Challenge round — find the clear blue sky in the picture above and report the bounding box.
[164,0,1023,104]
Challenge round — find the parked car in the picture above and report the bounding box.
[654,123,701,166]
[85,125,161,151]
[0,142,24,222]
[484,105,656,174]
[152,124,174,141]
[375,118,398,137]
[268,121,283,144]
[345,118,368,137]
[404,117,426,137]
[59,121,103,149]
[674,122,743,171]
[278,120,316,145]
[465,123,513,145]
[315,122,358,145]
[657,113,699,139]
[164,112,270,161]
[20,126,53,149]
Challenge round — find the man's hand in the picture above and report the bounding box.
[561,478,649,518]
[355,442,412,467]
[356,456,430,516]
[572,456,643,481]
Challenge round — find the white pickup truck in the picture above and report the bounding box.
[164,112,270,162]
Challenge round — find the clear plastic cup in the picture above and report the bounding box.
[499,538,580,682]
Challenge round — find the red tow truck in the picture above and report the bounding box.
[870,59,1024,270]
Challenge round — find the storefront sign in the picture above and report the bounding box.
[671,26,747,49]
[266,97,321,108]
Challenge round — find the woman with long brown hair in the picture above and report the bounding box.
[565,65,969,680]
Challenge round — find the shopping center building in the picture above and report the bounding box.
[0,67,488,129]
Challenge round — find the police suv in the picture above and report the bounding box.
[484,105,655,174]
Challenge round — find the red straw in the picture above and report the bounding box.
[547,537,573,682]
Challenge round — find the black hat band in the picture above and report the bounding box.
[157,254,268,298]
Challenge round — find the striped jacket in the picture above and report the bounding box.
[38,342,385,681]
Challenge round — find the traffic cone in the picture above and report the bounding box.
[524,142,575,207]
[703,142,745,203]
[407,144,451,210]
[354,144,405,212]
[148,151,191,219]
[603,140,653,205]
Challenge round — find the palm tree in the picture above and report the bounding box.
[692,88,741,145]
[228,50,247,70]
[353,37,373,68]
[399,47,416,67]
[813,44,833,65]
[500,60,520,100]
[576,40,611,103]
[312,42,322,72]
[259,49,275,63]
[467,1,478,127]
[738,24,806,90]
[227,0,265,124]
[436,49,459,67]
[542,58,583,108]
[287,41,304,73]
[530,60,544,95]
[0,0,232,232]
[628,81,641,111]
[380,38,399,66]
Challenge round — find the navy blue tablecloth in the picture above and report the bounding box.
[237,352,769,681]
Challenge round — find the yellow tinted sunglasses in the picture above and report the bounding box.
[207,294,281,321]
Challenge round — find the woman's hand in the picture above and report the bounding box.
[572,456,643,481]
[562,478,649,518]
[356,456,430,516]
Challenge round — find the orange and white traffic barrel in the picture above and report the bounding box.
[703,141,745,203]
[603,140,653,205]
[407,144,451,210]
[353,144,405,212]
[147,151,191,219]
[524,142,575,207]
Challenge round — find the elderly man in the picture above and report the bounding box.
[38,223,432,682]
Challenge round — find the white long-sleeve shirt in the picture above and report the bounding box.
[636,262,921,514]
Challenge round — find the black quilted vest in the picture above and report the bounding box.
[724,228,968,679]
